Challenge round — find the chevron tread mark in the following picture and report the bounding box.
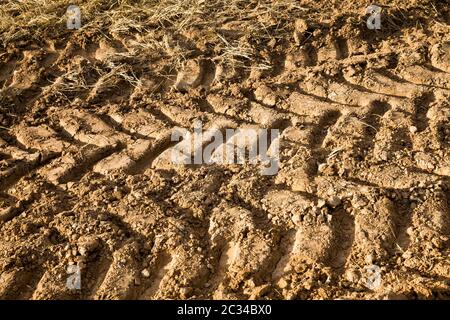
[1,4,450,300]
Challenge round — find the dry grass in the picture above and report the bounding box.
[0,0,314,65]
[0,0,447,104]
[1,0,447,45]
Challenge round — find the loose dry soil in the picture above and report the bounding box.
[0,0,449,299]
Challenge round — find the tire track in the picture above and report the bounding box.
[2,31,450,300]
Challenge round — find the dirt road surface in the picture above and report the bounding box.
[0,0,449,299]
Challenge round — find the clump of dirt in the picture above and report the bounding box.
[0,0,449,300]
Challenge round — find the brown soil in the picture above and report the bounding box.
[0,0,449,300]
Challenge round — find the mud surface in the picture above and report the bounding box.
[0,0,449,299]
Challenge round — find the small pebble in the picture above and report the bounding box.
[141,269,150,278]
